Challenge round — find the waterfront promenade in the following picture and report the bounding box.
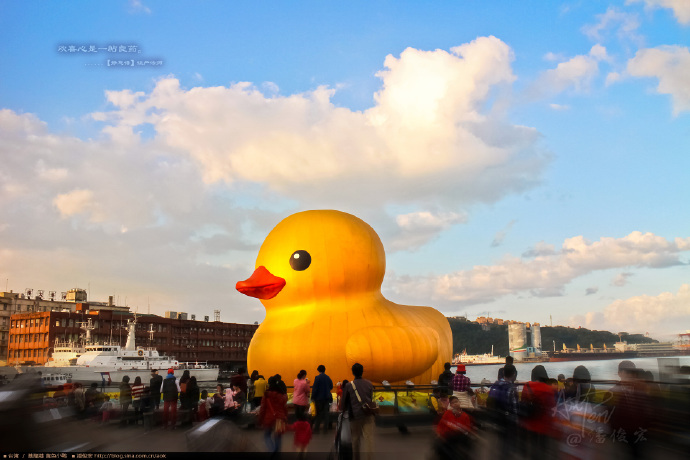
[6,410,689,460]
[6,414,443,459]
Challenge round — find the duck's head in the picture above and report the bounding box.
[236,210,386,309]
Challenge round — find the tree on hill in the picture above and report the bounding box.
[446,318,658,357]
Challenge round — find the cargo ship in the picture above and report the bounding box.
[548,338,690,362]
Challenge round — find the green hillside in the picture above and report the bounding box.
[447,318,658,357]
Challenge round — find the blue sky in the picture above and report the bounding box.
[1,0,689,341]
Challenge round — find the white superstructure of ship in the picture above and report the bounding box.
[22,316,218,384]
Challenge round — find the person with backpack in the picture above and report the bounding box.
[437,362,454,397]
[161,369,181,429]
[487,364,519,458]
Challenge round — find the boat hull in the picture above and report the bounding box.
[548,351,637,362]
[18,365,219,384]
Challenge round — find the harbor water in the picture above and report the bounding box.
[454,356,690,388]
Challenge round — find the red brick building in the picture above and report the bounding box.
[8,308,258,369]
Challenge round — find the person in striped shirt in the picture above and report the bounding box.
[131,376,145,425]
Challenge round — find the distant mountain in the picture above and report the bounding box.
[447,318,658,357]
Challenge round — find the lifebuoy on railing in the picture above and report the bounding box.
[138,350,144,357]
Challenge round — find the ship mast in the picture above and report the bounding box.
[77,318,95,345]
[124,314,137,351]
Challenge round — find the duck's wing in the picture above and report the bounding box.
[345,325,439,383]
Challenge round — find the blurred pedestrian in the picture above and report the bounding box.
[182,376,200,426]
[211,384,224,416]
[438,362,454,396]
[311,365,334,433]
[258,375,289,456]
[141,387,155,432]
[149,369,162,410]
[289,411,313,459]
[131,376,145,425]
[161,368,180,429]
[293,369,310,419]
[434,395,474,459]
[85,382,100,420]
[342,363,376,460]
[119,376,132,426]
[253,374,267,410]
[519,365,557,460]
[198,389,210,421]
[487,364,519,459]
[99,395,113,424]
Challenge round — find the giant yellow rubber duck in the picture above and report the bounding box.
[236,210,452,385]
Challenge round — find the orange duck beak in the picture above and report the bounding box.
[236,266,286,300]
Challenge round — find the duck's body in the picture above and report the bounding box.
[237,210,452,385]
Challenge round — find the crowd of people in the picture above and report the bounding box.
[428,357,690,459]
[26,358,690,458]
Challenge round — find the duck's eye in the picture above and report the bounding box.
[289,250,311,271]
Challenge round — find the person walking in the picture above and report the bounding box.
[311,364,333,433]
[288,412,313,459]
[149,369,162,410]
[293,369,311,420]
[118,375,132,426]
[342,363,375,460]
[161,369,180,429]
[258,375,289,457]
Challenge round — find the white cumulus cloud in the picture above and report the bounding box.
[627,0,690,25]
[575,284,690,335]
[91,37,548,209]
[582,7,642,43]
[390,211,467,251]
[532,45,609,96]
[627,45,690,115]
[388,231,690,306]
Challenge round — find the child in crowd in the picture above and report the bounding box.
[99,395,113,424]
[198,390,210,421]
[288,412,313,459]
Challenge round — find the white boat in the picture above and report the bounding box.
[21,316,219,384]
[40,372,71,387]
[45,339,86,367]
[452,346,504,366]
